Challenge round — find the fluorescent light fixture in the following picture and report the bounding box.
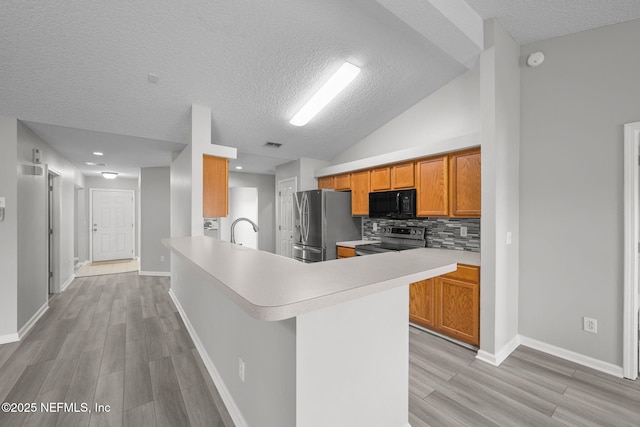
[235,166,243,170]
[289,62,361,127]
[93,151,104,156]
[102,171,118,179]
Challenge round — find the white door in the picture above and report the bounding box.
[92,189,134,262]
[277,178,297,257]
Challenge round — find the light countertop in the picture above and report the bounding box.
[163,236,478,321]
[335,240,374,248]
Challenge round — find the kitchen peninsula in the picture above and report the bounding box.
[163,236,463,427]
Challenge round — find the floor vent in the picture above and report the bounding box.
[264,141,282,148]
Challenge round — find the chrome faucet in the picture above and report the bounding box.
[230,217,259,244]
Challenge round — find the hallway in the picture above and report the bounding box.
[0,273,232,427]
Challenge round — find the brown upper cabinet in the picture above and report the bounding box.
[350,170,370,216]
[391,162,415,189]
[449,148,481,217]
[318,176,334,189]
[370,167,391,191]
[203,155,229,218]
[334,173,351,191]
[315,146,480,218]
[415,155,449,217]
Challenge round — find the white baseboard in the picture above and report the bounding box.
[60,274,75,292]
[168,289,249,427]
[518,335,624,378]
[0,333,19,345]
[139,270,171,277]
[18,302,48,339]
[476,335,521,366]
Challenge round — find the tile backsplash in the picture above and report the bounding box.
[362,217,480,252]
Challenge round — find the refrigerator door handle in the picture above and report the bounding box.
[293,245,322,253]
[302,192,310,244]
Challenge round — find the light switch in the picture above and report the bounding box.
[0,197,5,208]
[506,231,512,245]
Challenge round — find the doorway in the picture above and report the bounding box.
[623,120,640,379]
[90,189,135,262]
[276,177,297,258]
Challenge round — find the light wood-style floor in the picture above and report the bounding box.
[409,327,640,426]
[0,272,233,427]
[2,273,640,427]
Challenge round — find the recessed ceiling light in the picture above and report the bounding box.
[289,62,361,127]
[102,171,118,179]
[93,151,104,156]
[235,166,243,170]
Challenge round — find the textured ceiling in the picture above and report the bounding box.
[2,1,640,176]
[465,0,640,45]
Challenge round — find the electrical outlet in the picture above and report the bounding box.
[238,358,245,382]
[460,226,467,237]
[506,232,512,245]
[583,317,597,333]
[372,222,378,232]
[160,255,165,263]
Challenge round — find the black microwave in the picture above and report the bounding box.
[368,189,416,219]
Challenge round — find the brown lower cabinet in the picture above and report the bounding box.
[337,246,356,259]
[409,264,480,347]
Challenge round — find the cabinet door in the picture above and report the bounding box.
[392,162,415,189]
[334,174,351,191]
[350,170,370,216]
[450,148,481,217]
[370,167,391,191]
[435,277,479,347]
[415,155,448,217]
[337,246,356,259]
[203,155,228,218]
[409,279,435,328]
[318,176,334,189]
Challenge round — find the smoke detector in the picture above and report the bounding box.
[527,52,545,68]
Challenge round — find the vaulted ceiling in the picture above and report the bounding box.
[2,1,639,177]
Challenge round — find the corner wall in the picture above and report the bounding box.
[519,18,640,367]
[477,19,521,364]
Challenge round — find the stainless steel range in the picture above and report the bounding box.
[355,226,427,256]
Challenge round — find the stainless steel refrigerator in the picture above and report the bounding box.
[293,189,362,262]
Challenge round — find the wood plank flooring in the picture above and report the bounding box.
[0,273,234,427]
[409,327,640,426]
[2,272,640,426]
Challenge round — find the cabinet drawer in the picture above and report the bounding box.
[337,246,356,258]
[441,264,480,284]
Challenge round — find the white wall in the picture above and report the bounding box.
[228,172,276,253]
[16,121,84,330]
[0,117,19,340]
[519,18,640,367]
[172,255,296,427]
[331,66,480,164]
[299,158,329,191]
[171,145,192,239]
[140,167,171,273]
[477,19,521,363]
[84,176,139,260]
